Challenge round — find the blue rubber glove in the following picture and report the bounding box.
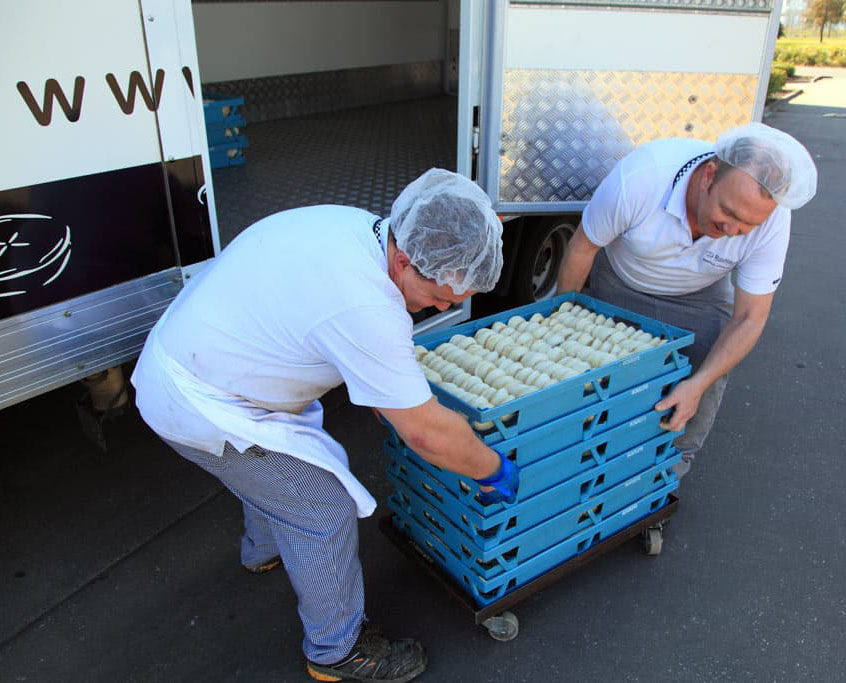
[475,454,519,505]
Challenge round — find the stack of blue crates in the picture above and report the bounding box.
[203,94,248,169]
[385,292,694,607]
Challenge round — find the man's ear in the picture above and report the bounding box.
[393,248,413,273]
[701,160,718,191]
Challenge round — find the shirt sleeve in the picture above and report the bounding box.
[304,304,432,410]
[732,209,791,295]
[581,158,630,248]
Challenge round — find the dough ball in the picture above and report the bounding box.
[515,332,534,346]
[450,334,473,349]
[490,388,513,406]
[514,367,534,383]
[422,367,442,384]
[530,339,553,356]
[547,347,566,363]
[488,374,513,390]
[494,336,513,354]
[482,332,503,351]
[506,345,530,362]
[474,328,493,346]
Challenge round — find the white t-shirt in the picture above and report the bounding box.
[131,206,432,516]
[582,138,791,296]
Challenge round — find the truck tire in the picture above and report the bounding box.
[511,217,576,304]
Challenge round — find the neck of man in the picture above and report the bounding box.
[386,238,399,287]
[685,163,707,241]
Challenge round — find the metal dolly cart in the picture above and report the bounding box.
[379,494,677,641]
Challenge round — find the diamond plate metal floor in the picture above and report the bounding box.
[211,95,458,247]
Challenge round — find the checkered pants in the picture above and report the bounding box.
[164,438,364,664]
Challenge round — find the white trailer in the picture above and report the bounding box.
[0,0,781,411]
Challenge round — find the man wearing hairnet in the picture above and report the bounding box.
[557,123,817,478]
[131,169,514,683]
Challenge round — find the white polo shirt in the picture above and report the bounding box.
[131,206,432,517]
[582,138,791,296]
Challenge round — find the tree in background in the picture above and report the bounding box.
[804,0,845,42]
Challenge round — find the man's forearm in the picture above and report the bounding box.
[381,398,500,480]
[556,224,600,294]
[688,312,768,394]
[406,409,500,480]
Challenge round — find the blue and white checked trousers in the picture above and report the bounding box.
[164,438,364,664]
[589,249,734,475]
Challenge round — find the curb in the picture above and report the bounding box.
[764,88,804,114]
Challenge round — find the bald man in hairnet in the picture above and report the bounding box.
[131,169,516,683]
[556,123,818,479]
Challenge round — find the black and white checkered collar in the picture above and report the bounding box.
[372,217,389,255]
[673,152,715,189]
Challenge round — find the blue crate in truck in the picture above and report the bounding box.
[202,94,245,125]
[208,134,248,169]
[411,293,694,443]
[205,113,246,146]
[391,481,677,607]
[388,454,680,578]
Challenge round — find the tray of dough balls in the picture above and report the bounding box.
[390,480,678,606]
[413,293,694,444]
[387,448,679,577]
[385,407,682,517]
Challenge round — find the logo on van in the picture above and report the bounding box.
[0,214,71,297]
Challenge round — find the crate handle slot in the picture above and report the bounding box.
[492,416,518,440]
[422,510,445,534]
[421,482,443,503]
[424,539,446,563]
[502,548,519,563]
[477,523,502,539]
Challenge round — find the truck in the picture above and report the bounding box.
[0,0,782,414]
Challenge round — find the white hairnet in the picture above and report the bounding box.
[390,168,503,295]
[714,122,817,209]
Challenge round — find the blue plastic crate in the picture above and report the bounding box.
[389,363,690,477]
[387,431,678,550]
[208,134,248,169]
[391,482,677,606]
[206,114,246,146]
[202,94,245,125]
[388,454,679,577]
[387,408,676,506]
[412,292,693,443]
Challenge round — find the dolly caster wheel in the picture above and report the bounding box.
[643,527,663,556]
[482,611,519,641]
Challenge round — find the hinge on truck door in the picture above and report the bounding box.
[471,105,480,181]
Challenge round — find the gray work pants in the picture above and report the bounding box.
[588,249,734,476]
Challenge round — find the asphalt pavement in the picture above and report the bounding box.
[1,68,844,682]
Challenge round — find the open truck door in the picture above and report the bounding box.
[0,0,217,410]
[459,0,782,304]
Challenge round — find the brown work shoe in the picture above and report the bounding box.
[242,555,282,574]
[306,622,427,682]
